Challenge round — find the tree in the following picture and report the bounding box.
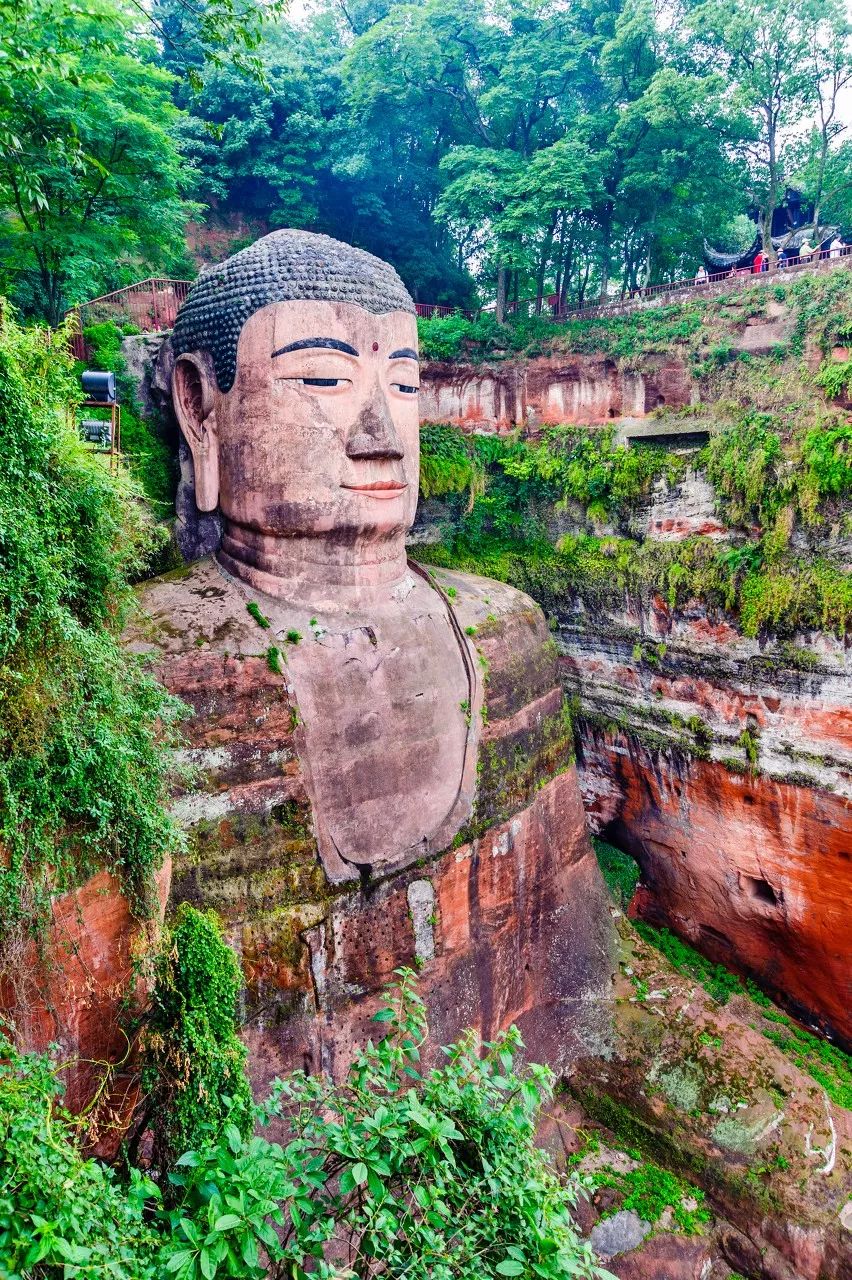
[0,0,190,323]
[687,0,852,257]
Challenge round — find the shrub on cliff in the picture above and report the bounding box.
[139,905,253,1172]
[0,972,611,1280]
[0,310,184,933]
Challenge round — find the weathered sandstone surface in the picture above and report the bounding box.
[419,353,695,431]
[557,588,852,1046]
[417,299,796,432]
[564,919,852,1280]
[0,866,170,1147]
[123,557,615,1089]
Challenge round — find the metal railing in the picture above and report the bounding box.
[68,278,192,361]
[67,247,851,361]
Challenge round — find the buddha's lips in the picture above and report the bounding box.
[341,481,408,499]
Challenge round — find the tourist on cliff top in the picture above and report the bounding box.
[752,250,764,273]
[694,264,708,284]
[799,238,816,259]
[830,235,844,258]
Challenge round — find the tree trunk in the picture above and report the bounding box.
[535,214,558,314]
[496,264,508,324]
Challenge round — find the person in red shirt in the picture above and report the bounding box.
[753,251,764,273]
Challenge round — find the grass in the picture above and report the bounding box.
[592,837,640,909]
[631,919,852,1109]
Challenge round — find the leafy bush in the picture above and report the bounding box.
[0,1034,160,1277]
[419,423,484,503]
[0,311,183,930]
[704,414,786,527]
[140,905,253,1174]
[0,972,611,1280]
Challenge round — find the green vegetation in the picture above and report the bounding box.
[419,531,852,639]
[0,0,190,324]
[140,905,253,1174]
[632,921,749,1006]
[82,321,178,514]
[593,837,641,909]
[0,312,183,933]
[246,602,270,629]
[592,1158,710,1235]
[420,423,681,544]
[0,970,609,1280]
[631,921,852,1108]
[761,1021,852,1111]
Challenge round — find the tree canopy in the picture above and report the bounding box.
[3,0,852,319]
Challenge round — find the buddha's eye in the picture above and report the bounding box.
[300,377,345,387]
[393,383,419,395]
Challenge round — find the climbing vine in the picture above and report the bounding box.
[0,311,184,933]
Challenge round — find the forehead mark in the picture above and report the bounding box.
[272,337,360,358]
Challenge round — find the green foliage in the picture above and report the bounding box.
[419,424,680,565]
[0,0,191,323]
[633,921,852,1108]
[419,530,852,639]
[633,922,746,1005]
[814,359,852,400]
[800,420,852,501]
[419,423,484,503]
[82,320,177,513]
[593,837,641,909]
[0,1033,160,1277]
[141,905,252,1173]
[417,302,710,363]
[0,312,183,931]
[500,427,683,518]
[245,601,270,629]
[704,414,785,527]
[0,971,611,1280]
[590,1158,710,1235]
[285,629,302,645]
[762,1022,852,1111]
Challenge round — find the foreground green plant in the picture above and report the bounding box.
[0,971,612,1279]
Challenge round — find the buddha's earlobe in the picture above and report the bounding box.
[173,353,220,512]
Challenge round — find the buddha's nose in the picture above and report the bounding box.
[346,391,404,461]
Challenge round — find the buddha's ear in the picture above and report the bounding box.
[173,353,219,512]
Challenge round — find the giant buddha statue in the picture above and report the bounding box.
[127,230,614,1084]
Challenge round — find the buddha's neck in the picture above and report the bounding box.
[216,519,410,611]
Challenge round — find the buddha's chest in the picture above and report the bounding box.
[284,603,476,875]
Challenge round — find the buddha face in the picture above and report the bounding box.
[172,299,421,544]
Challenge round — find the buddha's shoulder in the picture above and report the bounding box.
[123,556,261,658]
[415,563,560,715]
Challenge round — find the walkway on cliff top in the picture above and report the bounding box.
[68,248,850,361]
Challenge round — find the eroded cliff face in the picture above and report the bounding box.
[412,274,852,1050]
[419,353,695,431]
[418,297,796,432]
[560,614,851,1044]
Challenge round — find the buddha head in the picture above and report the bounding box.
[170,230,420,596]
